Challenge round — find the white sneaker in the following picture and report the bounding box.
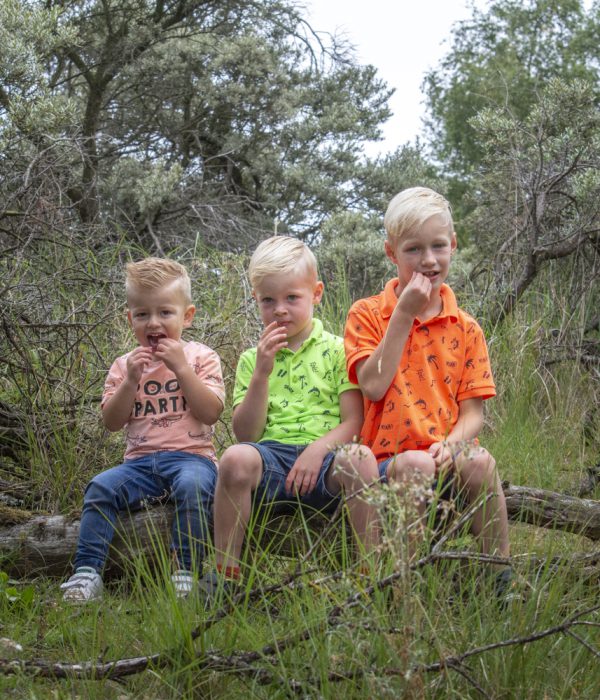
[60,567,103,603]
[171,570,194,599]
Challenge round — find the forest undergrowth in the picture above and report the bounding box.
[0,243,599,699]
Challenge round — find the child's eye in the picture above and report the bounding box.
[261,297,274,304]
[287,295,298,301]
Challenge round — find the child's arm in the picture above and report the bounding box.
[428,398,485,471]
[102,346,153,432]
[154,338,223,425]
[232,321,288,442]
[356,272,432,401]
[285,388,363,496]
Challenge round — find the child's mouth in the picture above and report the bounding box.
[147,334,166,351]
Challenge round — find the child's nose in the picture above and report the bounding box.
[422,247,436,264]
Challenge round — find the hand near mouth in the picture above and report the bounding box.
[255,321,289,377]
[396,271,433,318]
[126,345,154,383]
[151,337,188,374]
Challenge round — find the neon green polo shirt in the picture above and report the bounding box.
[233,319,357,444]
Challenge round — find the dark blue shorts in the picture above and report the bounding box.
[243,440,339,514]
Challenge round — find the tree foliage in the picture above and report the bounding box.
[423,0,600,177]
[316,143,444,301]
[0,0,598,502]
[0,0,392,251]
[462,78,600,331]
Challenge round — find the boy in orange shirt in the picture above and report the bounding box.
[61,258,225,602]
[343,187,515,597]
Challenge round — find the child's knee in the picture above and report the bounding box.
[389,451,436,482]
[218,444,263,490]
[172,472,215,504]
[84,473,116,504]
[333,444,378,483]
[458,448,497,492]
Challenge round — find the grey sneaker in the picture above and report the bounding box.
[494,567,523,609]
[171,570,195,599]
[60,567,103,603]
[198,570,235,609]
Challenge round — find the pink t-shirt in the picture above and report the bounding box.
[102,341,225,462]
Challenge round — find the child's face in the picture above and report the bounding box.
[385,214,457,293]
[127,281,195,350]
[253,271,324,349]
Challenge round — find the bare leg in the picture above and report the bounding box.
[386,451,436,559]
[213,444,263,569]
[328,444,381,553]
[455,447,510,558]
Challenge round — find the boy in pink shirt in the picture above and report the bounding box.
[61,258,225,602]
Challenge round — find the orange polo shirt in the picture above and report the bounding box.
[345,279,495,460]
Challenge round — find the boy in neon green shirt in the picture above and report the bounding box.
[205,236,378,586]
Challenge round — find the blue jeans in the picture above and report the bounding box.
[74,451,216,573]
[246,441,339,514]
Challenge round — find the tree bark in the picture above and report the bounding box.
[502,483,600,540]
[1,483,599,578]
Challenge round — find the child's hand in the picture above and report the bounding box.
[126,346,153,383]
[428,441,457,473]
[153,338,187,374]
[396,272,432,318]
[255,321,288,377]
[285,448,322,496]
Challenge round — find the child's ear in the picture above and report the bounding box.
[451,232,458,254]
[126,309,133,327]
[384,240,397,265]
[312,281,324,305]
[183,304,196,328]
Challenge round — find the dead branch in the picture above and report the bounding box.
[2,482,599,578]
[502,483,600,539]
[1,554,598,693]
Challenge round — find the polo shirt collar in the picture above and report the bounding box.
[282,318,323,355]
[380,278,459,323]
[307,317,323,342]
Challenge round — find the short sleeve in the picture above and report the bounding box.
[193,345,226,406]
[232,350,256,408]
[456,320,496,402]
[101,356,126,408]
[332,337,358,395]
[344,300,383,384]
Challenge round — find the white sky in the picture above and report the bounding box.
[306,0,485,156]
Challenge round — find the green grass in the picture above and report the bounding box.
[1,517,599,698]
[1,244,599,698]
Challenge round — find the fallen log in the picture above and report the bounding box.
[502,483,600,540]
[1,483,599,578]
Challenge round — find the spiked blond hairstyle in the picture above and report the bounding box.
[125,257,192,304]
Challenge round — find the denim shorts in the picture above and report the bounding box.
[243,440,339,514]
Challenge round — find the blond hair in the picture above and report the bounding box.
[248,236,318,288]
[125,257,192,304]
[384,187,453,244]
